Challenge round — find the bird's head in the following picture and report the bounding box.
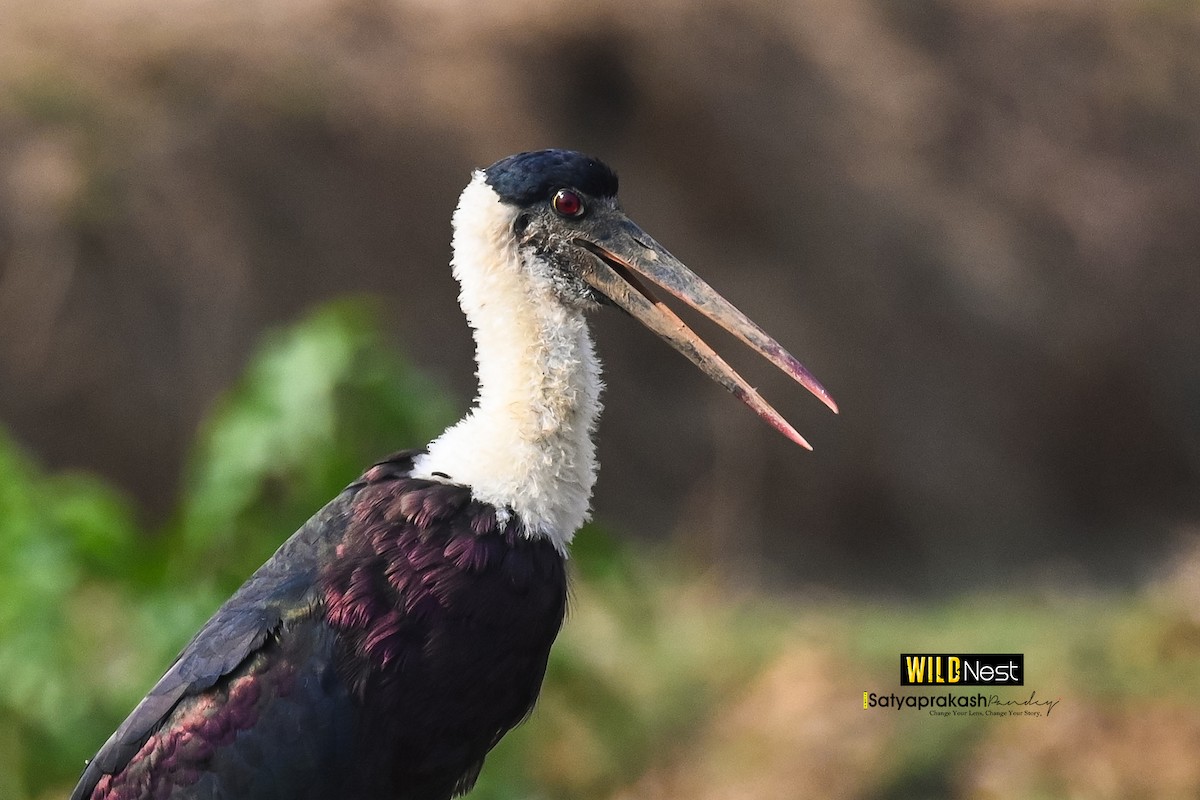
[456,149,837,449]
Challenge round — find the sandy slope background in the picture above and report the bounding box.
[3,0,1197,592]
[2,0,1199,797]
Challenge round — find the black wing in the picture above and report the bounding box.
[71,452,420,800]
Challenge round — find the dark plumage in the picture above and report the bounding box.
[74,451,566,800]
[484,149,618,205]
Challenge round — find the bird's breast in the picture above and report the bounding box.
[319,467,568,794]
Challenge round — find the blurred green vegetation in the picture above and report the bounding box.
[4,300,1200,799]
[0,300,461,797]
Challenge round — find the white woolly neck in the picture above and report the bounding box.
[411,173,603,553]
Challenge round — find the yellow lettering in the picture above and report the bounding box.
[949,656,960,683]
[906,656,925,683]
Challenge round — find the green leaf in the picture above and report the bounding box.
[174,299,455,588]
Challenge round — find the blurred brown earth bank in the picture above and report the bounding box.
[2,0,1198,594]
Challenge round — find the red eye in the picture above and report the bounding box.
[552,189,585,218]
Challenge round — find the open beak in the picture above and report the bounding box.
[573,210,838,450]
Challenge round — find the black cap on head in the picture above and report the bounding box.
[484,150,619,206]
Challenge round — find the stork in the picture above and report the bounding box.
[71,149,836,800]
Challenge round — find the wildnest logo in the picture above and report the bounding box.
[900,653,1023,686]
[861,653,1060,717]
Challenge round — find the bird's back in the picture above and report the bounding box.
[74,451,568,800]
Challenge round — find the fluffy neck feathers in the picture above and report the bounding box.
[413,174,603,553]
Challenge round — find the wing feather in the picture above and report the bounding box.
[68,453,422,800]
